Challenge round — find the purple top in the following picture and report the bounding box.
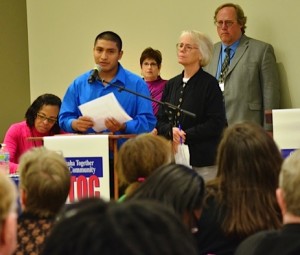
[145,76,167,116]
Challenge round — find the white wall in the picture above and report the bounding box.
[26,0,300,108]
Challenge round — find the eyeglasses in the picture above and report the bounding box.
[36,113,57,124]
[176,43,199,52]
[214,20,236,28]
[142,62,158,67]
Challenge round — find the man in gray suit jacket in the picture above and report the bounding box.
[205,3,280,130]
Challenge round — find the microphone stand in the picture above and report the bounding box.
[101,78,196,140]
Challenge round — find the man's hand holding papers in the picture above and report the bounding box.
[78,93,132,133]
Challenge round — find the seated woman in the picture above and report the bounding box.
[3,93,64,173]
[195,122,283,255]
[116,133,173,201]
[126,163,205,234]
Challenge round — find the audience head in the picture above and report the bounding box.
[140,47,162,81]
[116,134,172,196]
[127,163,205,233]
[177,30,213,67]
[216,121,282,190]
[94,31,122,52]
[210,121,283,236]
[25,93,62,134]
[0,171,17,255]
[41,198,198,255]
[19,147,71,217]
[277,149,300,220]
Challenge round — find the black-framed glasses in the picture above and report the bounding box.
[176,43,199,52]
[142,62,158,67]
[36,113,57,124]
[214,20,235,28]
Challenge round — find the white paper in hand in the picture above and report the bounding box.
[174,144,191,167]
[78,93,132,132]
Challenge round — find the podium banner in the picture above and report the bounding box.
[44,135,110,202]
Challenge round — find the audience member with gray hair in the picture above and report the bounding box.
[13,147,70,255]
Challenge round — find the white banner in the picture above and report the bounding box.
[44,135,110,202]
[273,108,300,158]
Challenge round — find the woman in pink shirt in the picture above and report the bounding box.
[4,94,63,173]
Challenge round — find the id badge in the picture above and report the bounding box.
[219,82,224,92]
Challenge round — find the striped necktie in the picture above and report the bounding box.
[218,47,231,83]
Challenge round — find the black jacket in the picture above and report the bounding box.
[156,68,227,167]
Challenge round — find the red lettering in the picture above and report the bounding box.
[68,176,76,203]
[77,176,88,199]
[68,175,102,202]
[89,175,100,197]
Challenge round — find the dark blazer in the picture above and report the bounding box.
[205,35,280,129]
[156,68,227,167]
[235,224,300,255]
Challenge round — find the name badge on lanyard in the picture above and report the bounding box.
[219,82,224,92]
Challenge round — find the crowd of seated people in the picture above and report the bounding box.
[6,112,300,255]
[41,198,199,255]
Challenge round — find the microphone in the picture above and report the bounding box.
[88,64,101,83]
[100,79,196,119]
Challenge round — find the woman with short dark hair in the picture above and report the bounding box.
[140,47,167,117]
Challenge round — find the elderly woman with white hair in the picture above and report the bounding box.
[156,30,227,181]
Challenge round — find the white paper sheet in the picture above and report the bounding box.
[78,93,132,132]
